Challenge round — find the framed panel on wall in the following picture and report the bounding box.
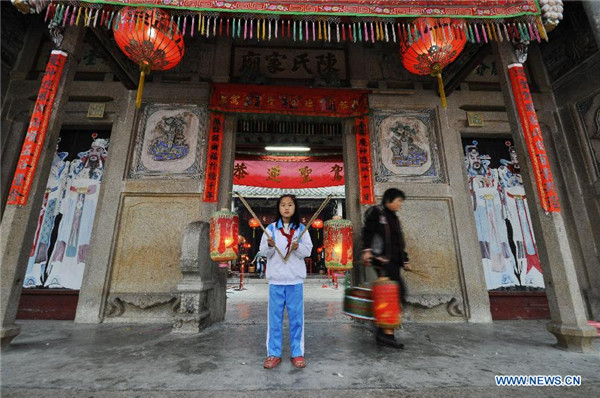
[129,104,208,180]
[371,109,446,183]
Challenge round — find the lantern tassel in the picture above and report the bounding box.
[136,62,151,108]
[436,72,447,108]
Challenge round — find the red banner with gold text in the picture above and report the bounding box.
[8,50,68,206]
[233,155,344,188]
[203,112,224,202]
[355,116,375,204]
[508,63,560,213]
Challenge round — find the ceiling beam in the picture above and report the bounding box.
[87,28,138,90]
[444,45,491,97]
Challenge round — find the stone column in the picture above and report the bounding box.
[342,118,368,284]
[583,0,600,47]
[212,36,232,83]
[74,91,137,323]
[493,41,597,352]
[0,26,85,347]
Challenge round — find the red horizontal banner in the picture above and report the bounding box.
[210,83,370,117]
[233,156,344,188]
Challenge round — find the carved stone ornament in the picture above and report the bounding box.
[405,294,465,317]
[105,293,180,317]
[48,20,64,48]
[513,39,530,64]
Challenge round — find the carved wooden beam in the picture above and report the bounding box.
[444,45,491,98]
[87,28,138,90]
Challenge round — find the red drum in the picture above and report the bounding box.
[343,287,374,321]
[372,277,401,329]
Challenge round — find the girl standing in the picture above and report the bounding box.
[260,195,313,369]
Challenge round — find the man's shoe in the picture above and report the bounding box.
[376,332,404,349]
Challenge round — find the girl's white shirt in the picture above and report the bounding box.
[259,219,313,285]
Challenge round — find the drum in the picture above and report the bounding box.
[372,277,401,329]
[343,287,375,321]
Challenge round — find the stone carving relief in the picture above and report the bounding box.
[105,293,180,318]
[372,109,445,183]
[129,104,207,179]
[405,294,465,318]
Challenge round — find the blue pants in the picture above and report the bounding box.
[267,283,304,358]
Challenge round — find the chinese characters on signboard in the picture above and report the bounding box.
[203,113,225,202]
[508,64,560,213]
[233,48,346,80]
[8,50,68,206]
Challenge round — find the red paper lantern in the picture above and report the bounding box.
[399,17,466,107]
[311,219,324,229]
[324,218,353,271]
[248,218,260,228]
[113,7,184,107]
[209,210,239,263]
[372,278,401,329]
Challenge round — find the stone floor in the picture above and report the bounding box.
[1,284,599,397]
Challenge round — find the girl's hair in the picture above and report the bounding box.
[381,188,406,205]
[274,194,301,229]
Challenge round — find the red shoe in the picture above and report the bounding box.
[263,356,281,369]
[291,356,306,368]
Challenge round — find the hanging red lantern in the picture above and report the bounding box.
[324,217,353,271]
[209,209,239,264]
[311,218,324,239]
[113,7,184,108]
[399,17,466,107]
[248,218,260,238]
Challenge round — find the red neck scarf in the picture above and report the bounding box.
[279,226,296,251]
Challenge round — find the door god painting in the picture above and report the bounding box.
[24,133,110,289]
[463,138,544,291]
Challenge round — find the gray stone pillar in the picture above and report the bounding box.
[493,41,598,352]
[74,91,137,324]
[0,26,85,347]
[212,37,232,83]
[583,0,600,47]
[217,115,236,211]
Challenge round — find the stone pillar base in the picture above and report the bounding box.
[1,324,21,348]
[547,321,598,353]
[172,311,210,334]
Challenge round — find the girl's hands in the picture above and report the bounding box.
[291,241,299,251]
[267,238,275,247]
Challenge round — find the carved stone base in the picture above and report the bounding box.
[406,294,465,318]
[1,325,21,349]
[547,321,598,353]
[172,311,210,334]
[104,293,179,322]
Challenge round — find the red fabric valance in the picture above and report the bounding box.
[81,1,541,18]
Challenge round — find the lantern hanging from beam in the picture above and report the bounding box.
[324,217,353,271]
[311,218,324,239]
[248,218,260,238]
[399,17,466,108]
[113,7,184,108]
[210,209,239,264]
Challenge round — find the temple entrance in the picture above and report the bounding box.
[232,116,346,279]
